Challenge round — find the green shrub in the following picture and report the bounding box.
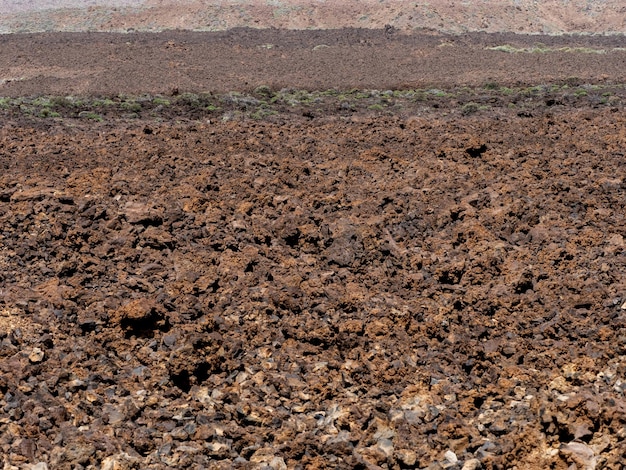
[461,102,480,115]
[39,108,60,118]
[254,85,273,99]
[78,111,103,121]
[152,97,171,106]
[120,101,141,112]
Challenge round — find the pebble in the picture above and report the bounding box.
[461,459,481,470]
[67,379,86,391]
[270,456,287,470]
[378,438,394,457]
[443,449,458,466]
[396,449,417,466]
[163,334,178,347]
[560,442,597,470]
[170,426,189,440]
[28,348,44,363]
[101,456,124,470]
[29,464,48,470]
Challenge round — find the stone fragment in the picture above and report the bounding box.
[29,464,48,470]
[102,403,126,425]
[462,459,482,470]
[560,442,597,470]
[270,456,287,470]
[250,447,278,465]
[78,316,98,332]
[101,455,130,470]
[359,445,388,466]
[205,441,231,457]
[170,427,189,440]
[17,438,36,461]
[67,379,86,391]
[442,449,458,467]
[60,440,96,465]
[395,449,417,466]
[123,202,163,225]
[378,438,394,458]
[28,347,44,363]
[572,421,593,440]
[10,188,55,202]
[110,298,166,336]
[325,431,354,455]
[476,441,498,459]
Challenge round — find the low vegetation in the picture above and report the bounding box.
[0,82,624,123]
[487,44,626,54]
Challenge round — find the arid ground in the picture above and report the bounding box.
[1,0,625,34]
[2,3,626,470]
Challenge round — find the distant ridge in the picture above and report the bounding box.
[1,0,625,35]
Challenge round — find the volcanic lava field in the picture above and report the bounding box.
[2,28,626,469]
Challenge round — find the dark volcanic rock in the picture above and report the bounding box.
[2,96,626,468]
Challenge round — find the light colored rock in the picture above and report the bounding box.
[373,421,396,441]
[441,449,459,469]
[29,464,49,470]
[250,447,277,464]
[395,449,417,466]
[10,188,55,202]
[123,202,162,225]
[102,403,125,425]
[462,458,482,470]
[270,456,287,470]
[377,438,394,457]
[444,450,458,464]
[101,456,126,470]
[206,441,230,455]
[560,442,597,470]
[28,348,44,363]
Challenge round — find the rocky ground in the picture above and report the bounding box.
[2,26,626,470]
[2,30,626,97]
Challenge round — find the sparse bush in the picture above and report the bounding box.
[250,108,277,120]
[39,108,60,118]
[0,97,11,109]
[564,77,582,87]
[461,102,480,115]
[176,93,201,107]
[93,98,116,107]
[254,85,273,99]
[78,111,103,121]
[428,89,449,97]
[50,96,75,108]
[152,97,171,106]
[120,101,141,112]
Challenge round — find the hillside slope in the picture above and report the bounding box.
[1,0,625,35]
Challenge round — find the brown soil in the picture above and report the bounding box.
[2,30,626,97]
[2,29,626,470]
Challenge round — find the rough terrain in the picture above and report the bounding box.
[2,21,626,470]
[2,30,626,97]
